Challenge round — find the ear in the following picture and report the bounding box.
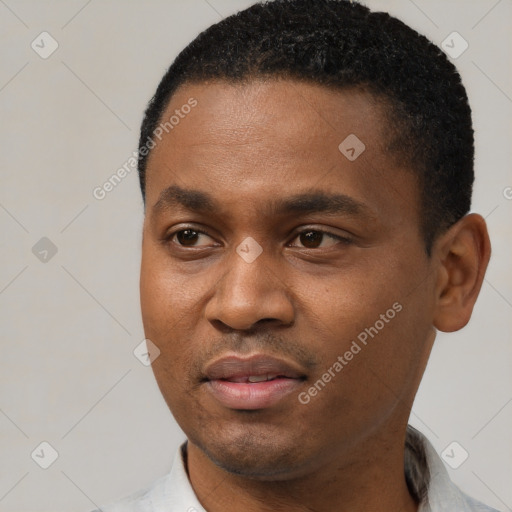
[432,213,491,333]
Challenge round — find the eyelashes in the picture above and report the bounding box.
[289,230,353,249]
[163,227,353,250]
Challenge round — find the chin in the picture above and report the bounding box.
[190,424,310,480]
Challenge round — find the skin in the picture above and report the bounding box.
[139,79,491,512]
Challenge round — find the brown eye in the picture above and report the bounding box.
[290,230,351,249]
[170,229,214,247]
[176,229,199,246]
[299,231,323,248]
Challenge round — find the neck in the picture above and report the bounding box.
[186,426,420,512]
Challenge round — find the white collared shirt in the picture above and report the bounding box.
[94,428,498,512]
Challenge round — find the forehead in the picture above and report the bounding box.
[144,79,418,225]
[155,79,388,155]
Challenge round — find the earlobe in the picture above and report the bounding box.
[432,214,491,333]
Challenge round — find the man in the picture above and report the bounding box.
[96,0,496,510]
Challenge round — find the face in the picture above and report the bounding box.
[140,79,438,480]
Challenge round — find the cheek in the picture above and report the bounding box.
[140,259,198,415]
[299,263,428,396]
[139,251,210,379]
[140,262,171,337]
[140,248,201,333]
[301,270,401,346]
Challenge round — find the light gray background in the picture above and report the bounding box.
[0,0,511,511]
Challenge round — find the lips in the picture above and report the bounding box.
[203,354,306,410]
[227,373,284,383]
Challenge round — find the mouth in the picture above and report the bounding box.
[203,354,307,410]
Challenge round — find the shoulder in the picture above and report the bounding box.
[411,426,500,512]
[90,473,170,512]
[90,441,204,512]
[458,490,501,512]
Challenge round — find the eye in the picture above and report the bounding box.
[289,229,352,249]
[166,228,216,247]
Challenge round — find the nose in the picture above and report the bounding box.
[205,247,295,332]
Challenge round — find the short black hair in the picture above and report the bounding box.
[138,0,474,254]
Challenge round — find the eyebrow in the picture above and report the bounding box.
[152,184,373,220]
